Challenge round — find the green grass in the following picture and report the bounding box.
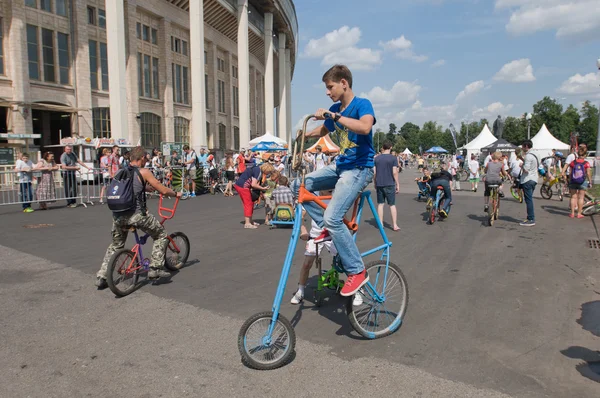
[587,185,600,199]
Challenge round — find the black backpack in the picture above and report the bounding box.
[107,166,145,213]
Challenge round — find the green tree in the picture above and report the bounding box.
[373,129,386,152]
[439,128,456,152]
[385,123,398,146]
[400,122,420,153]
[558,104,580,144]
[388,123,397,135]
[419,121,442,151]
[579,101,599,150]
[503,116,527,145]
[531,96,563,137]
[392,136,407,153]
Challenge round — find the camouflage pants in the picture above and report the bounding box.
[97,212,168,279]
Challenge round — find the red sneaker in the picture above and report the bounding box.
[313,229,332,244]
[340,269,369,297]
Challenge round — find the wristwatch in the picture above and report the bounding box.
[334,113,341,122]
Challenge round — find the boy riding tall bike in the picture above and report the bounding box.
[293,64,375,297]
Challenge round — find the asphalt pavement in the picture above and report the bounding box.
[0,169,599,397]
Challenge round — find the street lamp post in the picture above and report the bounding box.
[593,58,600,184]
[526,113,532,140]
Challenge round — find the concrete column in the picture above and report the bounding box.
[105,0,128,140]
[264,13,275,136]
[277,33,286,140]
[189,0,207,149]
[228,52,234,150]
[162,19,175,143]
[285,48,292,147]
[210,42,218,149]
[7,3,32,135]
[237,0,250,148]
[124,0,140,145]
[71,0,93,137]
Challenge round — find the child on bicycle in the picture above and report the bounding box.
[483,151,508,212]
[95,146,182,289]
[293,64,375,297]
[415,167,431,200]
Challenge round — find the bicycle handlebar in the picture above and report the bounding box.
[158,195,180,219]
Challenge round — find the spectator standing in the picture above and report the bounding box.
[15,152,34,213]
[234,163,274,229]
[99,148,112,204]
[60,145,90,208]
[110,145,120,174]
[34,151,59,210]
[313,145,329,171]
[468,154,480,192]
[224,155,236,197]
[373,141,400,231]
[450,155,461,191]
[236,149,246,175]
[562,143,593,219]
[183,145,197,197]
[519,140,538,226]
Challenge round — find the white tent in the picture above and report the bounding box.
[402,148,412,155]
[248,132,287,146]
[530,124,570,159]
[459,124,497,159]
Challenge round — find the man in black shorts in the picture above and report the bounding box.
[374,141,400,231]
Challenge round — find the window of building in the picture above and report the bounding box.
[0,19,4,75]
[204,51,207,64]
[87,6,96,25]
[205,74,209,109]
[136,23,141,39]
[174,117,190,144]
[173,64,181,103]
[232,66,238,79]
[27,25,40,80]
[152,57,159,99]
[174,38,180,53]
[182,67,189,105]
[206,122,210,146]
[142,25,149,42]
[140,113,161,149]
[100,42,108,90]
[182,41,188,56]
[57,32,69,84]
[234,127,240,150]
[137,53,143,96]
[89,40,97,89]
[218,124,226,149]
[98,9,106,29]
[151,29,158,45]
[217,80,225,113]
[217,57,225,72]
[92,108,111,138]
[143,54,150,97]
[40,0,52,13]
[25,0,37,8]
[56,0,67,16]
[42,28,55,83]
[232,86,239,117]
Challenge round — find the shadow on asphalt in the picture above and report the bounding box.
[541,205,570,217]
[498,215,522,223]
[467,213,488,226]
[560,300,600,384]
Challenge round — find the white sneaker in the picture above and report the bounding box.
[290,291,304,305]
[352,290,364,306]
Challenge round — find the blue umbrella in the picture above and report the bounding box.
[425,146,448,154]
[250,141,286,151]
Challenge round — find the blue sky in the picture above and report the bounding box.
[290,0,600,132]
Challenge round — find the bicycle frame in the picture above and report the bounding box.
[264,115,396,339]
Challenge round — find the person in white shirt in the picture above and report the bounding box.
[450,155,461,191]
[483,153,493,168]
[313,145,329,171]
[468,154,480,192]
[15,153,35,213]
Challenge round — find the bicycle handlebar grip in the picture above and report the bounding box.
[323,112,333,119]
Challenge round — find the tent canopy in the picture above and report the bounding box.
[425,146,448,154]
[460,124,497,151]
[402,148,412,155]
[307,134,340,153]
[250,141,286,152]
[530,124,569,159]
[248,132,287,146]
[481,139,517,153]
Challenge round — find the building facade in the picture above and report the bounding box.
[0,0,297,155]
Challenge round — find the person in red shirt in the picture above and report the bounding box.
[562,144,593,218]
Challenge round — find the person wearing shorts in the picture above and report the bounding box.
[563,144,593,218]
[374,141,400,231]
[183,145,197,197]
[468,153,480,192]
[483,151,507,212]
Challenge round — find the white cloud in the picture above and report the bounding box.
[407,101,458,126]
[302,26,382,71]
[379,35,412,51]
[431,59,446,68]
[493,59,536,83]
[557,72,600,96]
[455,80,485,101]
[495,0,600,39]
[379,35,428,63]
[360,81,422,108]
[472,102,514,119]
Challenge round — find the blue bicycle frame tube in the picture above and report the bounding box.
[268,204,303,336]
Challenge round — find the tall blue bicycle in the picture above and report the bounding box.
[426,185,451,225]
[237,115,409,370]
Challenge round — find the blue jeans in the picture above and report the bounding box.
[430,178,451,213]
[292,164,374,275]
[522,180,536,221]
[20,182,32,209]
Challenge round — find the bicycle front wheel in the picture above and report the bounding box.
[347,261,409,339]
[540,184,552,200]
[510,185,520,201]
[238,311,296,370]
[582,202,600,216]
[107,249,142,297]
[180,188,190,200]
[164,232,190,271]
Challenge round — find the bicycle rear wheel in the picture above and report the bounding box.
[582,201,600,216]
[540,184,552,200]
[428,205,436,225]
[347,260,409,339]
[238,311,296,370]
[510,185,520,201]
[107,249,142,297]
[164,232,190,271]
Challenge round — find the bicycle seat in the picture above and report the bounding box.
[128,227,136,232]
[436,186,444,190]
[487,184,500,188]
